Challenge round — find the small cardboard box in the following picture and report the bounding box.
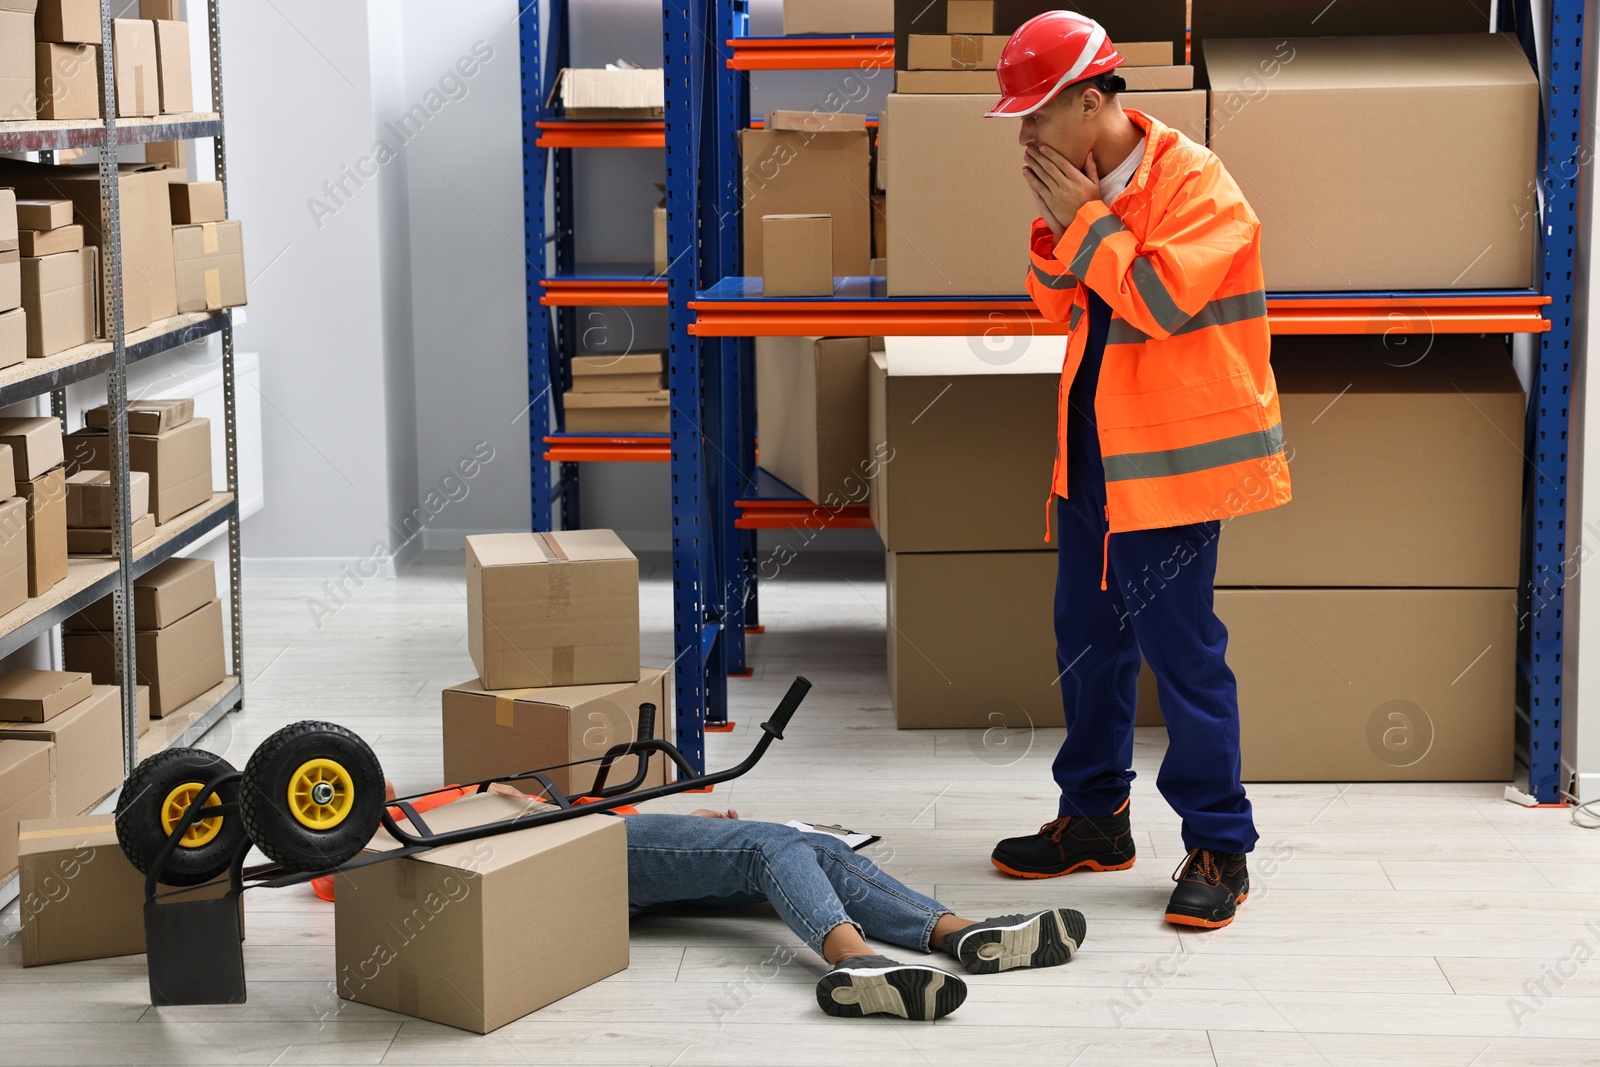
[335,793,630,1033]
[0,248,19,312]
[35,42,99,120]
[557,67,663,119]
[781,0,891,34]
[0,497,28,616]
[168,181,224,225]
[65,597,226,716]
[905,34,1007,71]
[765,110,867,132]
[0,417,63,481]
[21,246,97,357]
[66,468,151,528]
[65,511,154,556]
[0,739,54,878]
[1118,41,1176,67]
[755,335,869,504]
[0,8,38,121]
[0,684,121,815]
[741,129,870,279]
[895,69,998,94]
[762,215,833,297]
[19,467,69,597]
[561,390,670,433]
[86,397,194,435]
[15,199,73,231]
[441,667,672,797]
[945,1,995,34]
[887,549,1059,729]
[466,530,640,690]
[65,416,212,524]
[0,669,90,723]
[19,223,84,257]
[65,554,213,632]
[0,307,24,369]
[173,219,247,312]
[152,18,190,113]
[571,351,664,393]
[111,18,159,117]
[36,0,100,44]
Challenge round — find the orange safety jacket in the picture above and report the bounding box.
[1026,110,1291,541]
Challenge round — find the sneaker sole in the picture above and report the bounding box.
[990,855,1135,879]
[815,964,967,1021]
[955,908,1087,974]
[1164,891,1249,929]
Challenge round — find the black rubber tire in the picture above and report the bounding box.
[239,720,384,872]
[114,747,244,887]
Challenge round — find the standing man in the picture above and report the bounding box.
[983,12,1291,929]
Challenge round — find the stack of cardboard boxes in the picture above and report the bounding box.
[170,180,248,314]
[35,0,100,120]
[0,416,67,600]
[65,468,151,555]
[66,396,212,528]
[17,196,96,358]
[741,111,871,286]
[0,1,192,121]
[64,556,226,719]
[562,351,670,433]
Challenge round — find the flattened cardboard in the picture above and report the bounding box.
[442,667,672,797]
[0,497,28,616]
[152,19,190,113]
[19,223,84,256]
[173,219,247,312]
[946,1,996,34]
[21,246,96,357]
[0,307,24,369]
[0,685,120,815]
[561,389,670,433]
[65,417,212,524]
[905,34,1008,70]
[783,0,891,34]
[111,18,158,117]
[466,530,640,690]
[557,67,663,119]
[741,129,870,279]
[0,669,91,722]
[0,739,54,878]
[887,550,1059,728]
[15,199,73,231]
[66,469,151,528]
[765,110,867,132]
[35,42,99,119]
[65,597,226,716]
[19,467,68,596]
[762,214,833,297]
[756,335,870,504]
[0,417,63,481]
[86,396,193,435]
[36,0,100,44]
[0,11,37,121]
[168,181,224,224]
[67,555,213,633]
[65,511,154,555]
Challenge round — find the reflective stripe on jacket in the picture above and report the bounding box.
[1026,110,1291,535]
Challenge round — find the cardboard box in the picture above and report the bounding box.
[0,188,15,253]
[0,739,54,878]
[15,198,70,232]
[441,667,672,798]
[65,511,154,555]
[138,0,177,17]
[905,34,1007,70]
[65,554,213,632]
[0,446,14,505]
[0,7,38,121]
[782,0,891,34]
[0,684,120,815]
[765,110,867,132]
[870,256,886,277]
[1124,89,1206,143]
[1216,335,1523,588]
[36,0,99,44]
[1205,34,1537,290]
[0,497,28,617]
[66,469,151,528]
[946,0,995,34]
[884,93,1035,295]
[65,597,225,716]
[173,219,247,312]
[887,549,1059,728]
[762,214,833,297]
[0,307,24,369]
[1135,588,1517,781]
[151,18,189,113]
[571,351,664,393]
[1118,40,1177,66]
[756,335,869,504]
[168,181,223,225]
[19,223,83,257]
[0,248,18,312]
[19,466,67,597]
[35,42,97,119]
[562,390,670,433]
[335,793,630,1033]
[868,348,1057,551]
[466,530,640,690]
[65,416,212,523]
[111,18,157,117]
[86,396,193,435]
[871,191,885,259]
[652,195,666,274]
[557,67,663,119]
[895,69,999,94]
[0,669,90,722]
[741,128,871,279]
[21,246,96,357]
[1118,64,1193,91]
[0,416,63,481]
[145,138,186,175]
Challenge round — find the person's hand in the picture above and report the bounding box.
[691,808,739,819]
[1024,143,1100,236]
[487,781,530,799]
[1030,183,1066,242]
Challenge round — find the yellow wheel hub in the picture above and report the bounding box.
[287,758,355,830]
[161,782,223,847]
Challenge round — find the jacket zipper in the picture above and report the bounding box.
[1100,504,1111,592]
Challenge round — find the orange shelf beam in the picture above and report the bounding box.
[535,121,665,149]
[735,500,873,530]
[543,436,670,463]
[541,279,667,307]
[1264,295,1551,335]
[726,37,894,71]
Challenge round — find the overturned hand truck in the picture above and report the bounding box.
[113,676,812,1006]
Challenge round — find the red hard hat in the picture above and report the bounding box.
[986,11,1124,118]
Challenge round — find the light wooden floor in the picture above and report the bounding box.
[3,549,1599,1066]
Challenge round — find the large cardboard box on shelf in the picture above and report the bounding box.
[887,549,1059,729]
[0,684,121,816]
[868,347,1057,552]
[740,128,871,280]
[783,0,891,34]
[0,307,24,369]
[173,219,247,313]
[442,667,672,798]
[765,110,867,132]
[561,390,670,433]
[65,597,226,717]
[66,468,151,528]
[0,738,54,878]
[111,17,158,117]
[1216,336,1525,588]
[756,335,870,505]
[945,0,995,34]
[22,245,97,357]
[1136,588,1517,781]
[762,214,833,297]
[0,497,28,616]
[18,466,67,596]
[0,669,89,723]
[36,0,100,44]
[35,42,99,120]
[0,4,38,121]
[20,223,84,257]
[151,18,190,113]
[571,351,664,394]
[0,248,18,312]
[556,67,663,119]
[335,793,629,1033]
[17,815,236,966]
[65,416,212,523]
[66,554,213,632]
[0,445,16,505]
[1204,34,1538,290]
[0,189,17,253]
[883,93,1034,295]
[466,531,641,691]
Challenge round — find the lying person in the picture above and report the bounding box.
[320,782,1088,1021]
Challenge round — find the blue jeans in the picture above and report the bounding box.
[625,814,949,958]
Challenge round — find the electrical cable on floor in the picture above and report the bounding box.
[1562,792,1600,830]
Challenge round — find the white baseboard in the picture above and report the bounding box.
[243,554,405,581]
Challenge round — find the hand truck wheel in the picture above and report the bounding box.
[114,748,246,887]
[239,721,384,872]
